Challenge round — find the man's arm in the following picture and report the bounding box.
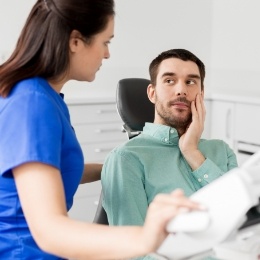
[179,94,238,186]
[179,93,206,170]
[101,149,149,226]
[191,141,238,187]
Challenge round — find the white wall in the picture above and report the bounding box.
[0,0,35,57]
[3,1,260,99]
[209,0,260,97]
[0,0,213,99]
[63,0,213,99]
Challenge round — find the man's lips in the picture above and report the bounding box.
[171,102,190,109]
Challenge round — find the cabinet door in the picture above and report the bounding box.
[73,122,126,144]
[69,103,121,124]
[68,181,101,222]
[235,103,260,145]
[202,99,211,139]
[210,100,235,149]
[234,103,260,166]
[67,101,125,222]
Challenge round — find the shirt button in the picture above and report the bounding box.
[198,178,202,182]
[170,129,174,134]
[204,174,209,179]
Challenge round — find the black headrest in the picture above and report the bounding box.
[116,78,154,132]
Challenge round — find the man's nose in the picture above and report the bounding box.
[175,82,187,96]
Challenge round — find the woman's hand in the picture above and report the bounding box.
[141,189,203,254]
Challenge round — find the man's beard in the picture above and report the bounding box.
[155,96,192,130]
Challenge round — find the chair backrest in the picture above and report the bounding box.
[93,190,108,224]
[116,78,154,139]
[93,78,154,224]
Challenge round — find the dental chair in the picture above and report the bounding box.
[116,78,154,139]
[93,78,153,224]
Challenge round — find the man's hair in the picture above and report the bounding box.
[0,0,115,97]
[149,49,205,91]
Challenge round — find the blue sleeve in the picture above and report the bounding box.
[0,91,62,177]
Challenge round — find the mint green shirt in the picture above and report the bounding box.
[101,123,237,259]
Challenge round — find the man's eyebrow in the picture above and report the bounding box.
[161,72,176,78]
[161,72,201,80]
[187,74,201,80]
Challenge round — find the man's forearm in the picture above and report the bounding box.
[182,149,206,171]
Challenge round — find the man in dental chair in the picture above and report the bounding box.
[101,49,238,259]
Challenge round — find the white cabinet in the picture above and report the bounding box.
[66,99,127,222]
[235,103,260,146]
[210,100,235,149]
[234,103,260,165]
[207,96,260,166]
[202,98,212,139]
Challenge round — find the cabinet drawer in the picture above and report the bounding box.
[81,141,124,162]
[69,104,121,124]
[74,123,126,144]
[235,104,260,145]
[68,194,100,222]
[74,181,101,198]
[69,182,101,222]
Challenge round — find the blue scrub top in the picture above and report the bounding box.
[0,77,84,259]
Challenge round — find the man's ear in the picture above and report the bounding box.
[69,30,83,53]
[147,84,156,104]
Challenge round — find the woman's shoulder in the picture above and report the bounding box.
[1,77,61,116]
[12,77,50,96]
[8,77,62,109]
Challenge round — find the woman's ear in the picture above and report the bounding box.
[147,84,156,104]
[69,30,82,53]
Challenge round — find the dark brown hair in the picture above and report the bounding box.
[0,0,115,97]
[149,49,206,91]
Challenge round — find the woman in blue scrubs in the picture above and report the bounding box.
[0,0,202,259]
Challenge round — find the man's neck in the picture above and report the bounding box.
[176,127,186,137]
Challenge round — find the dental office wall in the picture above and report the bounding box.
[0,0,260,99]
[210,0,260,97]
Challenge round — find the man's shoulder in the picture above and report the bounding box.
[200,138,230,148]
[109,134,150,157]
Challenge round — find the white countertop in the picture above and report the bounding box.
[64,93,260,106]
[64,96,116,105]
[205,93,260,105]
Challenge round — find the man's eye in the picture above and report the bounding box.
[187,80,195,85]
[166,79,174,84]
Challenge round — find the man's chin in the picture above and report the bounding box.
[169,116,192,128]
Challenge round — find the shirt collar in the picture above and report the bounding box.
[142,122,179,145]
